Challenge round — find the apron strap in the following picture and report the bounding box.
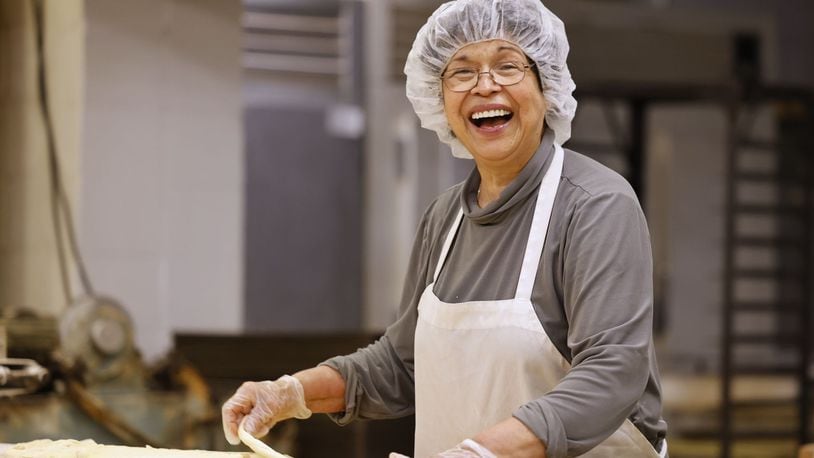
[515,144,564,300]
[433,208,465,282]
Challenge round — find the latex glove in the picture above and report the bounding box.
[221,375,312,445]
[434,439,497,458]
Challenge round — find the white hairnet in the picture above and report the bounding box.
[404,0,577,159]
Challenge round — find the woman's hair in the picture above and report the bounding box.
[404,0,577,158]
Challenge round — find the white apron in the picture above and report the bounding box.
[413,144,665,458]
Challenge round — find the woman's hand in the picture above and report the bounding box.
[471,417,547,457]
[389,419,546,458]
[388,440,495,458]
[221,375,312,445]
[434,439,497,457]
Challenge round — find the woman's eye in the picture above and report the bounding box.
[449,69,476,79]
[496,63,520,72]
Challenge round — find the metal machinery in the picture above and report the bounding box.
[0,297,220,450]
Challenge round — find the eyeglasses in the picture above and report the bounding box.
[441,61,531,92]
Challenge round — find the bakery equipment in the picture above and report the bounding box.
[0,358,49,397]
[0,297,220,451]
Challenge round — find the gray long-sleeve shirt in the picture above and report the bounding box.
[322,130,668,457]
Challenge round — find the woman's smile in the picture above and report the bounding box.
[468,103,514,133]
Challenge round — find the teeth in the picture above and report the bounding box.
[471,109,511,120]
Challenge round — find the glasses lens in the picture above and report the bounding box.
[442,62,526,92]
[492,63,525,86]
[443,68,477,92]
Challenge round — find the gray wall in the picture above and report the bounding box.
[243,106,363,332]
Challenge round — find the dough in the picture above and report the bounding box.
[1,439,258,458]
[2,439,97,457]
[237,419,292,458]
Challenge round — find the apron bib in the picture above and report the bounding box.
[413,144,664,457]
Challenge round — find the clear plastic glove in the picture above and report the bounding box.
[389,440,496,458]
[434,439,497,458]
[221,375,312,445]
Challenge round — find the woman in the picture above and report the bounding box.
[222,1,668,456]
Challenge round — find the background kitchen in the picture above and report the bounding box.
[1,0,812,457]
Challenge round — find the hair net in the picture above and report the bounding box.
[404,0,577,159]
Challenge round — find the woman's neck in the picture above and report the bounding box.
[476,168,518,207]
[474,146,538,208]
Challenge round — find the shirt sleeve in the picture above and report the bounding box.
[513,190,655,457]
[320,200,439,424]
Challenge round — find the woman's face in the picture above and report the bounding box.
[442,40,547,167]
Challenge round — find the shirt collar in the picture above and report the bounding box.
[460,129,556,225]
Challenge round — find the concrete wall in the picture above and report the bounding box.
[81,0,244,361]
[0,0,84,316]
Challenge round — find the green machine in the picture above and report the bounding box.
[0,296,220,450]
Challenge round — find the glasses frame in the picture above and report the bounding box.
[441,61,532,93]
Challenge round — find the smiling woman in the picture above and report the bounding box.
[221,2,668,457]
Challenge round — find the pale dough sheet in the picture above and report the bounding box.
[1,439,260,458]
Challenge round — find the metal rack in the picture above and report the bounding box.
[721,88,813,457]
[572,81,813,457]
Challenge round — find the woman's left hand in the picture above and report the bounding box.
[390,418,546,458]
[471,417,547,457]
[434,439,496,457]
[387,439,494,458]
